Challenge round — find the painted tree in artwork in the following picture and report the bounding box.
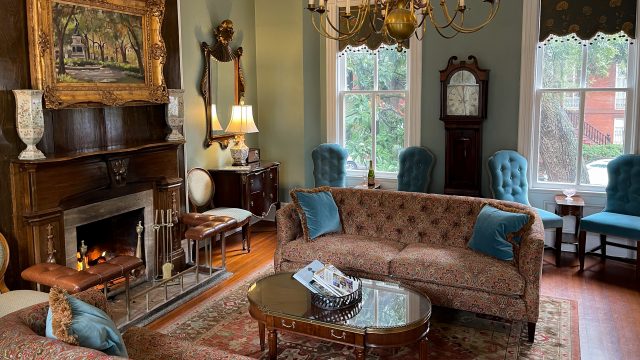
[117,13,144,75]
[52,4,77,74]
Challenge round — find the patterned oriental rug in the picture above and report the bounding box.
[156,265,580,360]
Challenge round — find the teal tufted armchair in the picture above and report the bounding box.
[578,155,640,276]
[488,150,565,265]
[397,146,435,193]
[312,143,348,187]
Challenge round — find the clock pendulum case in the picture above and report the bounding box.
[439,56,489,197]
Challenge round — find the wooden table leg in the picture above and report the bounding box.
[259,322,265,351]
[420,338,428,360]
[354,347,365,360]
[268,328,277,360]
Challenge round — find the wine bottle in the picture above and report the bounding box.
[367,160,375,187]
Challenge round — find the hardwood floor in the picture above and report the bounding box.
[146,221,276,331]
[148,222,640,360]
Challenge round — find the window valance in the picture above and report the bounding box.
[338,6,409,52]
[539,0,636,42]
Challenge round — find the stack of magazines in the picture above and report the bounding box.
[293,260,359,297]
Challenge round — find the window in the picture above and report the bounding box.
[325,1,421,179]
[532,33,635,188]
[338,48,409,174]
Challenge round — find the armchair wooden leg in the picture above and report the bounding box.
[600,234,607,262]
[554,227,563,266]
[242,223,251,253]
[527,322,536,343]
[578,230,587,271]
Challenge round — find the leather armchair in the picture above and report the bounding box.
[312,143,348,187]
[397,146,435,193]
[579,155,640,275]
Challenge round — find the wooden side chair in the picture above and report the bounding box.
[186,167,253,252]
[579,155,640,276]
[0,232,49,318]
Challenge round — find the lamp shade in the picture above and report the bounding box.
[225,103,258,134]
[210,104,223,131]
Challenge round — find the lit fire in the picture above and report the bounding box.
[76,250,107,271]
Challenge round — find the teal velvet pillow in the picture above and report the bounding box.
[291,187,343,241]
[46,288,127,357]
[468,204,531,261]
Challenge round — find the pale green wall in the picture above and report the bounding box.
[420,1,523,196]
[255,0,322,200]
[180,0,258,170]
[179,0,524,198]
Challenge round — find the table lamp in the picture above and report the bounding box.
[225,100,258,166]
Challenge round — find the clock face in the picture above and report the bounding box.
[446,70,479,116]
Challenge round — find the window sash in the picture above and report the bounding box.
[337,47,410,175]
[531,39,637,190]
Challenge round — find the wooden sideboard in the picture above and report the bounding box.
[209,162,280,218]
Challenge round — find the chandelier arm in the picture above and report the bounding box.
[426,4,460,30]
[445,1,501,34]
[312,14,357,41]
[427,9,461,39]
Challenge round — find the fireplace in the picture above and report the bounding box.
[64,190,156,280]
[76,208,144,268]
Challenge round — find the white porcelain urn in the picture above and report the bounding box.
[13,90,46,160]
[166,89,185,141]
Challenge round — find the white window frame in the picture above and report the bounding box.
[518,0,640,193]
[325,0,422,182]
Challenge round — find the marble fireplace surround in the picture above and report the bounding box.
[63,190,155,280]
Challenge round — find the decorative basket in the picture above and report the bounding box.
[308,299,363,322]
[311,276,362,310]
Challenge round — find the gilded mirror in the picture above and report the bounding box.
[201,19,245,149]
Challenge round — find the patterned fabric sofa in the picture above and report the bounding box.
[0,289,250,359]
[275,188,546,341]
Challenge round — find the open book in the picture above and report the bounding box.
[293,260,358,297]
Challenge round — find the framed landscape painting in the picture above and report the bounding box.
[26,0,168,109]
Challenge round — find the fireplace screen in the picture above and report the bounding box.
[76,208,144,268]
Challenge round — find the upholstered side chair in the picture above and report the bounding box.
[0,232,49,317]
[186,168,253,252]
[397,146,436,193]
[488,150,565,265]
[578,155,640,276]
[312,143,348,187]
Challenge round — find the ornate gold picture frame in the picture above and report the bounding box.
[26,0,168,109]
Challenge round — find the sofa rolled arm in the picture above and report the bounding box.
[517,214,546,323]
[274,204,302,271]
[123,326,252,359]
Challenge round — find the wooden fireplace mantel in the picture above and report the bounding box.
[10,141,186,287]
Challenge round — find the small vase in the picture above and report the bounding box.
[166,89,185,141]
[13,90,45,160]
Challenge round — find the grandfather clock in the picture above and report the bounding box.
[439,56,489,197]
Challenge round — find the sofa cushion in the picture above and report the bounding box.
[281,235,405,275]
[468,205,531,261]
[290,188,342,241]
[389,243,525,296]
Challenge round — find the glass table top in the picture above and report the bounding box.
[247,272,432,330]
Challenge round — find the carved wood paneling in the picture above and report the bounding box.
[0,0,182,289]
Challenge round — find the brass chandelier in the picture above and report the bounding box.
[306,0,501,50]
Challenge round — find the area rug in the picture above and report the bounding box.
[157,265,580,359]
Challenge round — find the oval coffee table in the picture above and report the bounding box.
[247,272,432,359]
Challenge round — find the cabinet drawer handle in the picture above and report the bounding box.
[250,179,254,186]
[330,330,346,339]
[250,201,254,207]
[270,173,273,179]
[281,320,295,329]
[269,193,273,199]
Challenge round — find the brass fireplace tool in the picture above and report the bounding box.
[153,209,175,281]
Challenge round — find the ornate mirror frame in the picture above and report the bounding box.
[26,0,168,109]
[200,19,245,149]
